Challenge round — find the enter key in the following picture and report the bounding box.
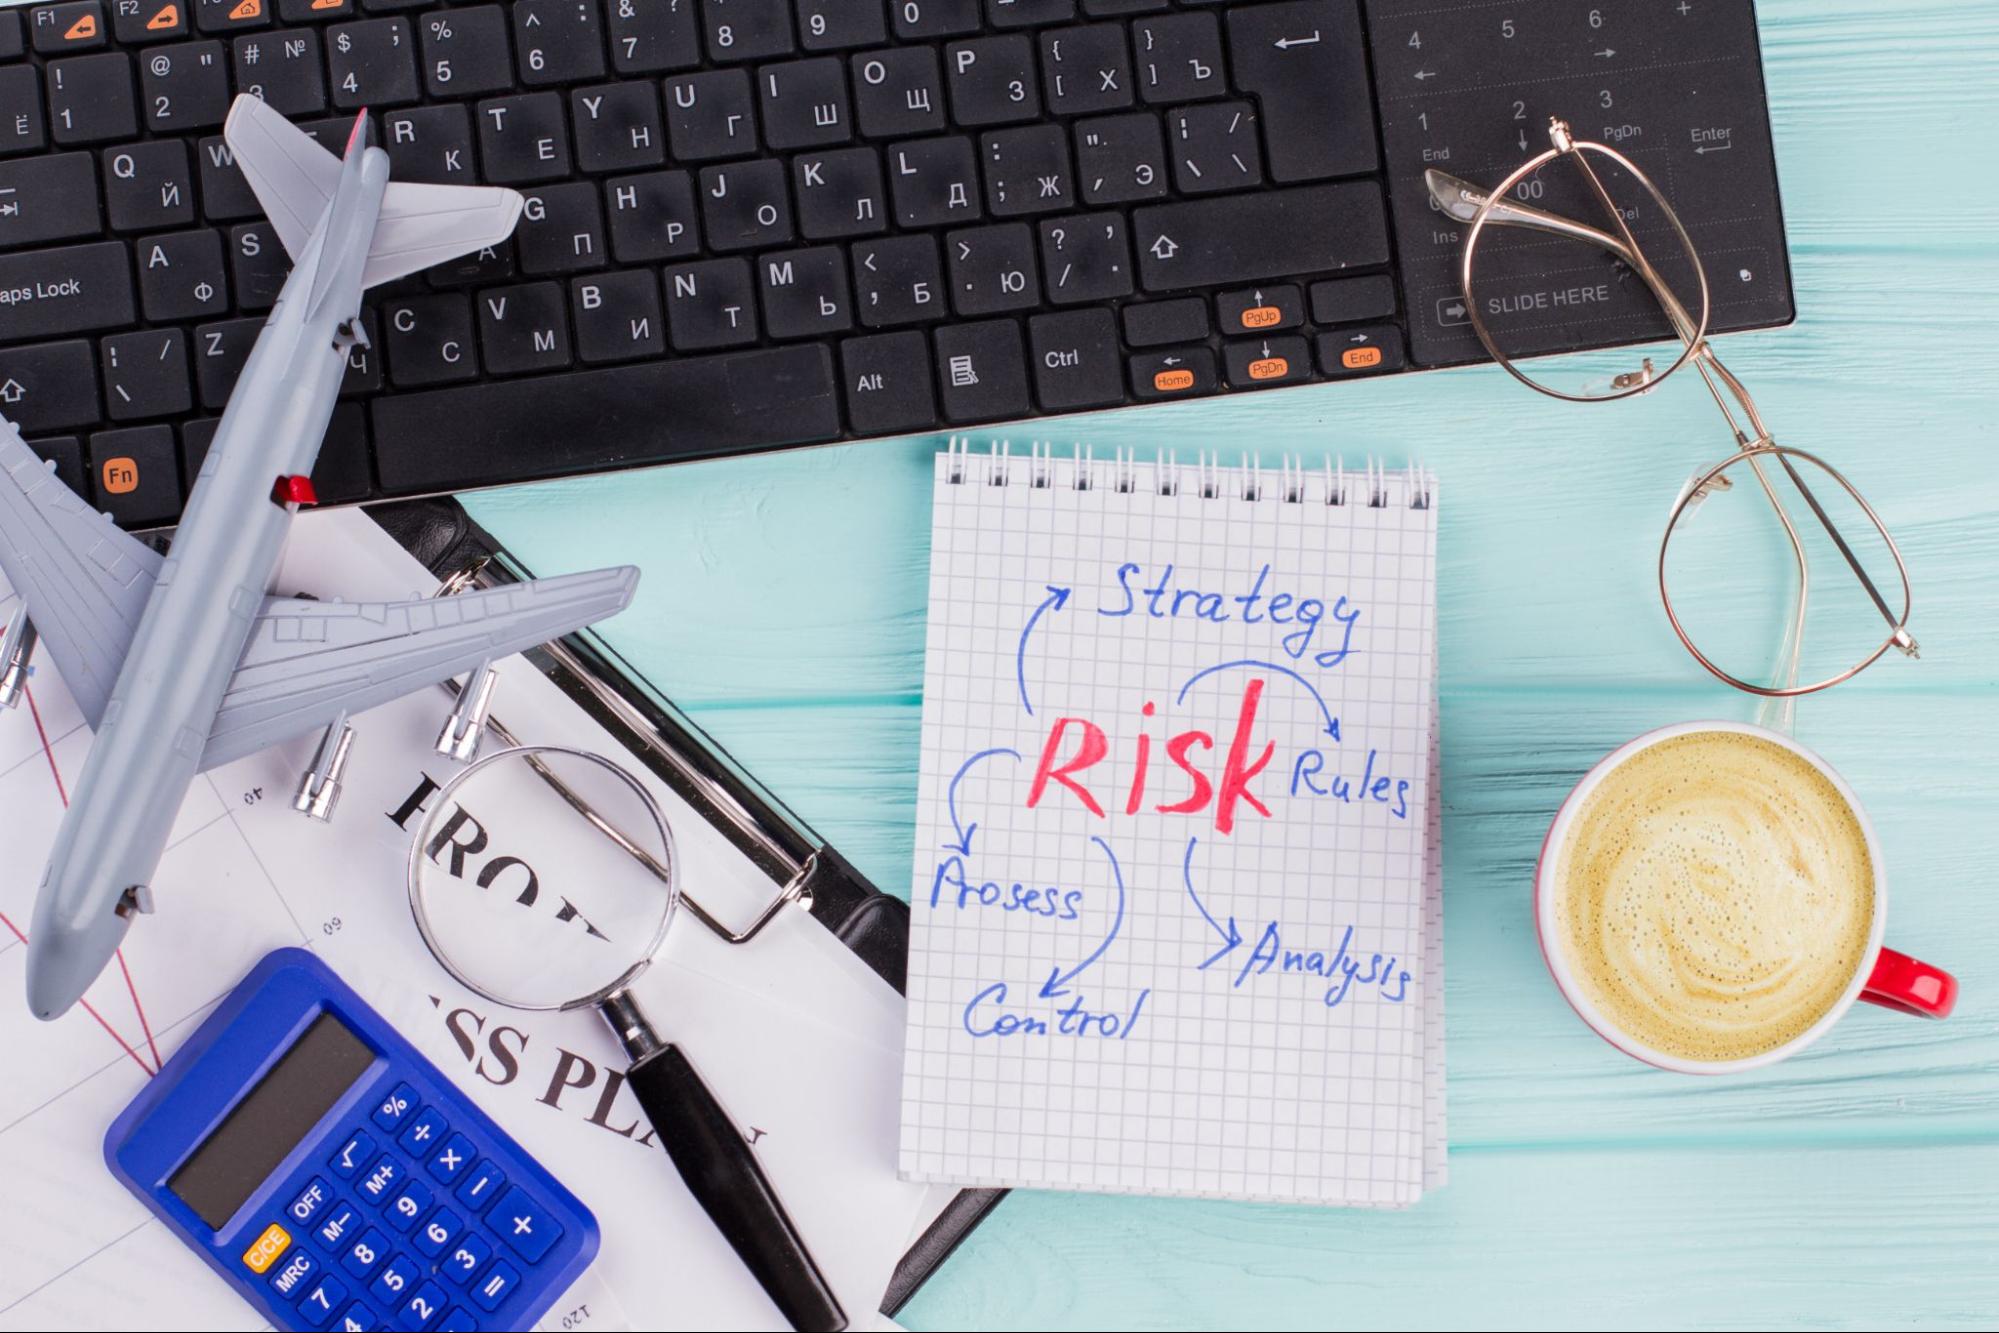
[1227,0,1377,183]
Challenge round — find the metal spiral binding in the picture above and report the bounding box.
[943,436,1433,509]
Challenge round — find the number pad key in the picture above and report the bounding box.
[414,1207,461,1258]
[397,1107,448,1159]
[469,1258,521,1312]
[299,1275,348,1328]
[491,1185,562,1264]
[315,1201,363,1253]
[329,1129,375,1178]
[368,1252,420,1308]
[453,1160,506,1214]
[399,1280,449,1332]
[385,1179,433,1233]
[442,1233,493,1287]
[427,1132,476,1184]
[358,1153,406,1204]
[372,1083,418,1131]
[341,1227,391,1279]
[287,1177,334,1226]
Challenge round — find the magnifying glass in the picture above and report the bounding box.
[406,744,848,1332]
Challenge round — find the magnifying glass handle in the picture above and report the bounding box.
[627,1044,849,1332]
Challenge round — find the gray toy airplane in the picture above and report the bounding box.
[0,96,639,1022]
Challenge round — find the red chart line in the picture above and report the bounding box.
[17,681,161,1075]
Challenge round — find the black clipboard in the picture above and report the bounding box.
[368,497,1003,1319]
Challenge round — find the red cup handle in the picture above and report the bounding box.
[1860,947,1958,1019]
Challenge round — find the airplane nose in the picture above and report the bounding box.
[24,862,136,1022]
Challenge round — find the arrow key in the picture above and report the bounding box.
[1223,335,1309,389]
[0,340,99,434]
[1129,346,1214,401]
[115,1,190,42]
[1316,324,1406,378]
[1217,284,1301,334]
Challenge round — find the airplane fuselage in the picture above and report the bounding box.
[24,143,389,1020]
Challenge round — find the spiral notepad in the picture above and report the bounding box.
[900,444,1444,1207]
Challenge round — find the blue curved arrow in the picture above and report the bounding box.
[943,747,1021,857]
[1182,835,1242,970]
[1015,585,1072,716]
[1176,659,1341,739]
[1039,835,1125,999]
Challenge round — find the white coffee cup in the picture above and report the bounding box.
[1534,720,1956,1074]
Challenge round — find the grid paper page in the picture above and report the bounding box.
[900,452,1439,1205]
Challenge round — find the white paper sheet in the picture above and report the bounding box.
[0,511,928,1329]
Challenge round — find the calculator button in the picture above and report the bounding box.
[334,1300,379,1332]
[242,1221,291,1274]
[399,1280,450,1331]
[437,1309,479,1332]
[398,1107,448,1158]
[442,1233,492,1286]
[372,1082,420,1131]
[289,1177,334,1225]
[369,1252,421,1308]
[299,1274,348,1328]
[385,1179,434,1233]
[358,1153,406,1203]
[426,1133,475,1184]
[491,1186,562,1263]
[340,1227,391,1279]
[315,1201,363,1252]
[453,1160,505,1214]
[414,1207,461,1258]
[330,1129,375,1178]
[268,1246,319,1302]
[469,1259,520,1313]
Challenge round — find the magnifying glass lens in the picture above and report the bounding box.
[408,747,676,1011]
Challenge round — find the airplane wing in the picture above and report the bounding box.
[362,180,524,288]
[197,566,638,773]
[0,416,160,727]
[223,94,339,262]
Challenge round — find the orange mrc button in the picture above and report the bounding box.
[100,457,140,495]
[1341,345,1383,370]
[1247,356,1289,380]
[1239,305,1282,330]
[241,1223,290,1274]
[1153,368,1196,392]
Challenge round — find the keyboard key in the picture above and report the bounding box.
[242,1221,292,1275]
[396,1107,448,1159]
[662,68,756,162]
[663,256,756,347]
[384,293,477,384]
[759,57,851,150]
[288,1178,335,1227]
[357,1152,406,1204]
[91,425,177,523]
[1120,295,1205,347]
[852,233,941,326]
[983,123,1071,215]
[380,103,474,184]
[267,1244,320,1303]
[888,135,979,228]
[299,1274,349,1328]
[370,345,839,491]
[1167,100,1261,195]
[328,16,417,107]
[194,0,270,33]
[279,0,353,18]
[1029,307,1120,411]
[335,1302,381,1333]
[103,140,196,231]
[893,0,979,39]
[607,0,699,73]
[102,327,191,420]
[1132,12,1222,103]
[934,318,1028,422]
[703,0,792,64]
[227,220,286,309]
[384,1178,433,1233]
[233,27,326,115]
[340,1227,391,1279]
[1129,345,1214,399]
[451,1159,506,1214]
[1040,21,1130,115]
[115,0,190,43]
[1223,333,1309,388]
[799,0,885,51]
[136,229,229,322]
[793,146,886,240]
[1038,211,1130,303]
[1073,111,1165,204]
[311,400,371,500]
[512,0,603,85]
[141,39,231,132]
[0,242,134,343]
[758,245,849,339]
[851,47,945,138]
[469,1259,521,1312]
[368,1252,420,1308]
[27,435,87,495]
[191,314,261,407]
[196,133,258,218]
[314,1201,363,1253]
[0,153,100,249]
[698,159,791,253]
[0,69,48,157]
[32,2,106,53]
[330,1129,376,1178]
[401,1280,449,1331]
[989,0,1074,27]
[1308,273,1396,324]
[1316,323,1404,377]
[413,1206,461,1258]
[441,1232,492,1286]
[437,1307,479,1332]
[946,222,1037,315]
[477,91,570,183]
[572,269,664,362]
[571,81,664,172]
[0,340,100,432]
[841,330,935,435]
[426,1133,477,1184]
[606,168,699,261]
[48,53,139,145]
[0,10,18,58]
[477,280,571,372]
[421,3,511,96]
[945,34,1038,126]
[1134,182,1388,291]
[1226,0,1376,182]
[1217,284,1302,334]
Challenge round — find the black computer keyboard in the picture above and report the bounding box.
[0,0,1794,529]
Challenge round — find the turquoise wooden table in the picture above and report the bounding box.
[459,2,1999,1325]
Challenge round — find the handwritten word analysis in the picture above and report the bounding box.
[1226,921,1412,1009]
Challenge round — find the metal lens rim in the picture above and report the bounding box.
[1461,139,1712,403]
[405,743,679,1012]
[1658,444,1916,698]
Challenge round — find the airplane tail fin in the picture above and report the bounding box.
[223,96,522,287]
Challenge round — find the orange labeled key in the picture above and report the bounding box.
[310,0,344,9]
[1247,357,1289,381]
[241,1224,290,1274]
[146,3,180,28]
[1239,306,1282,330]
[64,12,98,40]
[100,457,140,495]
[1153,368,1196,392]
[1341,346,1383,370]
[229,0,261,19]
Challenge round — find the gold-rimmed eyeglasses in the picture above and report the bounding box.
[1428,118,1917,714]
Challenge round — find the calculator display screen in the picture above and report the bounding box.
[168,1012,376,1230]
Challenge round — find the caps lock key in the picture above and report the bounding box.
[0,241,137,342]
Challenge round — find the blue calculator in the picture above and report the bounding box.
[105,948,599,1332]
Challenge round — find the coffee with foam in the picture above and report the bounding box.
[1552,731,1875,1064]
